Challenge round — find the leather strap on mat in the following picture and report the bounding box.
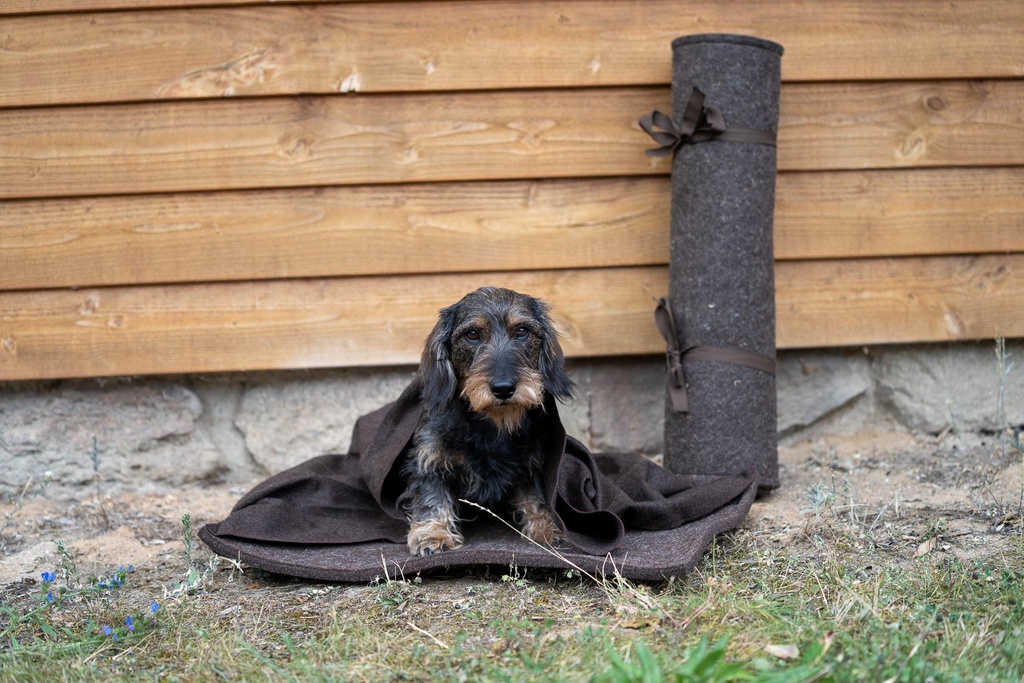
[655,297,776,414]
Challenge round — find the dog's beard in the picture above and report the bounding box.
[460,368,544,433]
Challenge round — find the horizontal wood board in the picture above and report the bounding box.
[3,167,1023,291]
[1,0,378,13]
[1,256,1021,380]
[2,1,1023,106]
[4,81,1023,200]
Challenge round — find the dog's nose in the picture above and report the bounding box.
[489,380,517,401]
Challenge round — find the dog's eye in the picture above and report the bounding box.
[512,326,530,340]
[464,329,480,341]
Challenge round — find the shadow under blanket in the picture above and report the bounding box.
[199,378,757,582]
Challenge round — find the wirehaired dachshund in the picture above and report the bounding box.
[397,287,576,556]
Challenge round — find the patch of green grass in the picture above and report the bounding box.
[0,552,163,682]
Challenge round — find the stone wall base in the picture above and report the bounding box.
[1,341,1020,498]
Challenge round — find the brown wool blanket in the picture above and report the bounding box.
[199,378,757,582]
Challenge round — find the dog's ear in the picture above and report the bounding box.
[532,300,577,402]
[419,305,458,411]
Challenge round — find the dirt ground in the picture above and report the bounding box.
[2,430,1022,591]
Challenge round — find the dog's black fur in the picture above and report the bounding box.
[397,287,576,556]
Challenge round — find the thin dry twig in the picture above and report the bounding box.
[407,620,448,649]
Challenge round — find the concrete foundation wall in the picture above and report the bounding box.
[1,341,1020,498]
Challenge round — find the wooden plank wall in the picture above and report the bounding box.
[1,1,1023,380]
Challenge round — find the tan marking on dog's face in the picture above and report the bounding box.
[454,315,491,342]
[460,366,543,432]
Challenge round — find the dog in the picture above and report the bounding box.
[397,287,577,556]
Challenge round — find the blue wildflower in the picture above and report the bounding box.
[150,601,160,614]
[41,571,56,583]
[125,615,135,632]
[102,625,113,636]
[46,592,54,603]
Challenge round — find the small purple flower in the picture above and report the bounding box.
[102,625,113,636]
[125,615,135,632]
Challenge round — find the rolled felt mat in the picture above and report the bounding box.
[640,34,783,491]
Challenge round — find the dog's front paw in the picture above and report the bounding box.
[407,519,464,557]
[520,507,564,547]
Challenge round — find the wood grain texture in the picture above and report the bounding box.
[0,0,368,13]
[774,166,1024,260]
[0,178,666,290]
[4,81,1024,200]
[1,88,660,199]
[775,255,1023,348]
[0,268,668,379]
[2,256,1021,380]
[778,80,1024,171]
[3,1,1023,105]
[3,168,1024,291]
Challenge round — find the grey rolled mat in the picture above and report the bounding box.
[641,34,783,491]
